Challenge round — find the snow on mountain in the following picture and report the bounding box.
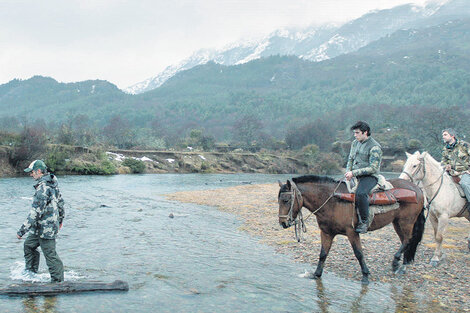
[124,0,464,94]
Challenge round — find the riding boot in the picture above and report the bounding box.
[355,218,369,234]
[355,199,370,234]
[354,176,376,234]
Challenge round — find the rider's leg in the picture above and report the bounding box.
[459,174,470,213]
[355,176,378,233]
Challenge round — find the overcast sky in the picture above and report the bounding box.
[0,0,431,89]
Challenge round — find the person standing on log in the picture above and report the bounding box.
[344,121,383,234]
[16,160,65,283]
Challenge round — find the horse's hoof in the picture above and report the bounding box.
[430,260,439,267]
[392,262,399,273]
[397,265,407,275]
[300,271,316,279]
[361,277,369,285]
[313,271,322,280]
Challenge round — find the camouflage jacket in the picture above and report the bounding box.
[17,174,65,239]
[441,139,470,174]
[346,137,383,178]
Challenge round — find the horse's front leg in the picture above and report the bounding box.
[392,243,405,273]
[430,213,449,266]
[312,231,335,279]
[465,214,470,251]
[347,231,370,285]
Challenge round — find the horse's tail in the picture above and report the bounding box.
[403,206,426,263]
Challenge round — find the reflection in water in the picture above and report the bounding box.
[350,284,369,313]
[315,279,330,313]
[392,285,418,312]
[391,284,446,313]
[315,279,369,313]
[22,296,57,313]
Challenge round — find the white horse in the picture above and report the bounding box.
[399,151,470,266]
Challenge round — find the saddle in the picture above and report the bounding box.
[334,188,418,205]
[449,175,467,198]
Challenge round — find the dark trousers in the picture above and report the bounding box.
[24,234,64,282]
[355,176,378,222]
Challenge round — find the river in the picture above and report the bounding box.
[0,174,430,312]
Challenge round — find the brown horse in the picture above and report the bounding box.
[278,175,426,284]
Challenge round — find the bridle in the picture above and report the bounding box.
[401,156,445,210]
[401,159,425,184]
[278,179,342,242]
[278,180,305,241]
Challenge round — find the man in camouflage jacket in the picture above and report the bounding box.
[17,160,65,282]
[441,128,470,205]
[345,121,383,234]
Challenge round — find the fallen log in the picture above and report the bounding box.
[0,280,129,296]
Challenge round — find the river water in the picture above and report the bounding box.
[0,174,433,312]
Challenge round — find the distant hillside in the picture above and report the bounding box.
[0,77,129,124]
[0,19,469,143]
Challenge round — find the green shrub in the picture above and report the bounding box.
[407,139,422,152]
[122,158,146,173]
[45,149,70,173]
[70,160,116,175]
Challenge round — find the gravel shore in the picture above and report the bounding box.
[166,183,470,312]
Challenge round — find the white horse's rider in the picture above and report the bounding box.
[441,128,470,210]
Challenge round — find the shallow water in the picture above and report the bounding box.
[0,174,436,312]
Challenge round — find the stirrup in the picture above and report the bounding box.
[355,222,368,234]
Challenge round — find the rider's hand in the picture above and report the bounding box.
[345,171,353,181]
[445,164,452,172]
[17,234,22,240]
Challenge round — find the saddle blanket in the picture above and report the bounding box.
[366,203,400,228]
[334,188,418,205]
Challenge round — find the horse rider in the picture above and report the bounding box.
[345,121,383,233]
[17,160,65,283]
[441,128,470,210]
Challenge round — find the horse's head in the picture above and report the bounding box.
[399,151,426,183]
[278,179,303,229]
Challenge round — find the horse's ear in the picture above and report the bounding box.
[405,152,412,158]
[418,152,425,160]
[278,180,283,187]
[286,180,292,189]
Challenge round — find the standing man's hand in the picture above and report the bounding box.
[345,171,354,181]
[59,223,63,230]
[17,234,22,240]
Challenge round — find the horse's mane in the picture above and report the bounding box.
[292,175,339,184]
[423,151,442,168]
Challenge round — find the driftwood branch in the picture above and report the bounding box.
[0,280,129,296]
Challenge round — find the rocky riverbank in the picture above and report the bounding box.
[0,145,309,177]
[106,149,308,174]
[166,183,470,313]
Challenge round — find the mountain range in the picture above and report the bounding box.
[125,0,469,94]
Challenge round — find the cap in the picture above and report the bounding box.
[24,160,47,173]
